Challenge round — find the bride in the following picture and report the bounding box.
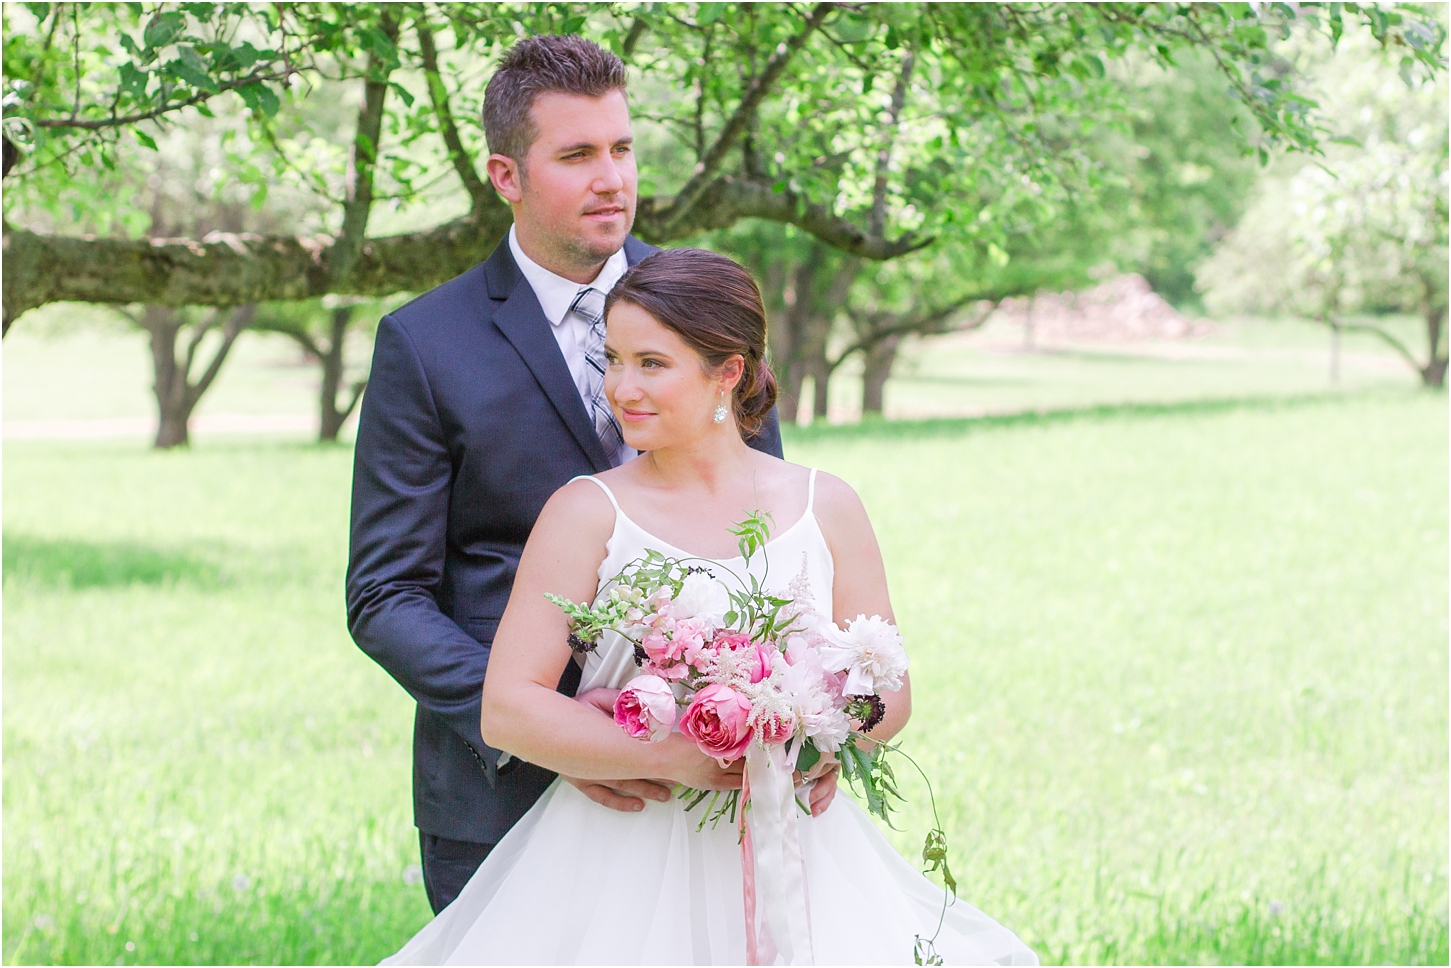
[383,248,1036,966]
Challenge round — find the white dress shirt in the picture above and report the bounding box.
[508,225,634,464]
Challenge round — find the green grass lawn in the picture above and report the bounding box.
[4,390,1447,965]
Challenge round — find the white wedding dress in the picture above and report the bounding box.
[383,470,1037,966]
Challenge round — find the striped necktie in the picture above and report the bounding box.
[569,287,625,461]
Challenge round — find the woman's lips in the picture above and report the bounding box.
[619,407,655,423]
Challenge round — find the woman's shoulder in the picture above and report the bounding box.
[537,475,618,538]
[806,469,875,549]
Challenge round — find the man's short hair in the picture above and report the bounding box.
[483,35,628,164]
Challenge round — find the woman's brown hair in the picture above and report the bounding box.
[604,248,778,437]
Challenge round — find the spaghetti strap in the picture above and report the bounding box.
[806,467,819,513]
[570,474,621,514]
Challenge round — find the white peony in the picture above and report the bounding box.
[818,614,908,696]
[669,571,730,629]
[780,638,850,751]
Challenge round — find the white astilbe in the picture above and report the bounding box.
[819,614,908,696]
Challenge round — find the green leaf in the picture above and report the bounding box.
[389,82,415,108]
[118,62,150,99]
[795,741,821,774]
[133,129,158,151]
[143,11,186,51]
[167,47,220,93]
[833,16,873,43]
[237,82,280,118]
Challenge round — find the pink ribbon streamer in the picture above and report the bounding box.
[739,741,815,965]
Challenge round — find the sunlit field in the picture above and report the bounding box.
[4,384,1444,965]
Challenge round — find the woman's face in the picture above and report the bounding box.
[603,301,739,452]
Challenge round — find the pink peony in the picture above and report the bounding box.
[678,683,754,761]
[714,630,751,650]
[672,618,707,661]
[746,641,775,683]
[641,629,671,663]
[614,675,678,742]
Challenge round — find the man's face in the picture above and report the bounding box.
[500,89,637,278]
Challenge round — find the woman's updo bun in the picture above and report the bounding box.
[605,248,778,437]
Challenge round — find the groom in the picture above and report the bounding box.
[346,35,784,915]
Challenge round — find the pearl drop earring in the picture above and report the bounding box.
[713,393,728,424]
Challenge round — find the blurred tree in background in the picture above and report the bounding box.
[7,3,1442,319]
[1,2,1445,435]
[1198,22,1448,386]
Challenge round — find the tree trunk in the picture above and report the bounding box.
[138,305,252,449]
[809,355,830,420]
[1329,319,1341,383]
[861,335,902,415]
[317,306,367,442]
[145,307,192,448]
[1421,303,1447,389]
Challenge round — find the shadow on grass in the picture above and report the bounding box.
[2,534,224,590]
[781,388,1429,445]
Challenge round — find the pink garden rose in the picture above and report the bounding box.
[613,675,678,742]
[678,683,754,761]
[713,630,753,652]
[753,710,795,745]
[709,630,772,683]
[746,641,776,684]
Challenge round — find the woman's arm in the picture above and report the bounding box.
[814,472,913,743]
[480,479,740,791]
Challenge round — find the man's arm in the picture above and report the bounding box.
[346,315,499,776]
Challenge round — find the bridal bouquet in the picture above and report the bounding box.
[548,513,955,966]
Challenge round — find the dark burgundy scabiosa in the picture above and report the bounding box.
[847,694,887,733]
[567,631,597,655]
[633,642,649,666]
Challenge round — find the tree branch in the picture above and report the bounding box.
[31,68,294,132]
[621,15,650,58]
[869,51,914,240]
[2,200,516,325]
[417,17,490,212]
[328,12,397,287]
[181,307,222,378]
[342,378,369,420]
[832,296,995,367]
[659,2,837,234]
[1327,314,1426,374]
[187,304,254,405]
[637,175,930,259]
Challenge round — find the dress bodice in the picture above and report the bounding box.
[573,469,835,694]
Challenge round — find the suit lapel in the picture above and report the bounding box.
[488,256,612,473]
[623,234,659,265]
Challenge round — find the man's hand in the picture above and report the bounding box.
[805,767,839,817]
[563,687,677,810]
[797,750,841,817]
[562,775,674,812]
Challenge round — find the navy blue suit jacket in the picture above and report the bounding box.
[346,236,784,842]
